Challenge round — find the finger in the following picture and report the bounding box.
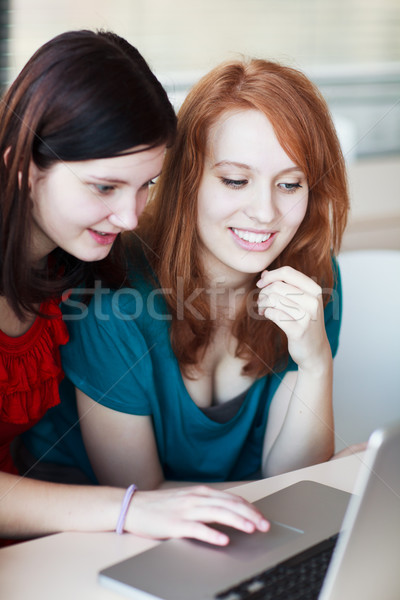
[258,294,319,321]
[330,442,368,460]
[179,487,269,530]
[257,266,321,296]
[182,485,242,499]
[258,288,322,321]
[173,521,231,546]
[258,288,304,312]
[256,269,269,286]
[137,515,232,545]
[260,302,307,324]
[258,281,306,301]
[184,504,270,535]
[261,306,310,330]
[170,485,264,520]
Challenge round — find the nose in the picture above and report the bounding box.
[244,182,277,224]
[107,191,144,231]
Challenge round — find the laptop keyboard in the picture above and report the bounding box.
[215,533,339,600]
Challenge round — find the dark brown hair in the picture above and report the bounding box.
[137,58,349,377]
[0,29,176,317]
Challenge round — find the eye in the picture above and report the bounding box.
[221,177,248,189]
[278,182,303,193]
[91,183,116,195]
[140,176,159,190]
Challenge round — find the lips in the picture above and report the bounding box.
[229,227,276,251]
[88,229,119,245]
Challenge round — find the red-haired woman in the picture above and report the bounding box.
[24,59,349,494]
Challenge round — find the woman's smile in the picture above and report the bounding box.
[87,228,120,246]
[229,227,276,251]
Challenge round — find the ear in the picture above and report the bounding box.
[27,159,41,191]
[3,146,22,187]
[3,146,34,189]
[3,146,11,166]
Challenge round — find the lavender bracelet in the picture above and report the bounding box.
[116,484,137,534]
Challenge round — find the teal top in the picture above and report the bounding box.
[23,260,342,483]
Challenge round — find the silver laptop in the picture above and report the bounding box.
[99,421,400,600]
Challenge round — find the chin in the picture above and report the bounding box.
[70,248,111,263]
[236,261,271,274]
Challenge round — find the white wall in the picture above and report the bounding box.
[8,0,400,77]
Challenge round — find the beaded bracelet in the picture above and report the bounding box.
[116,484,137,535]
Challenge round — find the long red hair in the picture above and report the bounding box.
[134,58,349,377]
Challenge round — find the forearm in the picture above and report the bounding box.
[257,265,338,477]
[0,472,271,547]
[0,472,124,539]
[262,362,334,477]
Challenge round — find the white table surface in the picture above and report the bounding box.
[0,453,365,600]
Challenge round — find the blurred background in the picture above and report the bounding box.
[1,0,399,250]
[0,0,399,452]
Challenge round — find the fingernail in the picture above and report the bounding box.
[260,519,270,531]
[218,533,229,545]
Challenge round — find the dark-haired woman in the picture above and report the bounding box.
[0,32,268,545]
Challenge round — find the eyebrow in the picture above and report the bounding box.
[213,161,305,175]
[87,170,163,185]
[88,175,127,185]
[214,161,252,170]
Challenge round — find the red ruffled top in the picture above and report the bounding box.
[0,298,69,474]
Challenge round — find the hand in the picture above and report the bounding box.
[330,442,368,460]
[125,485,270,545]
[256,266,331,373]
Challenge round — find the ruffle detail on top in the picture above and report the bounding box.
[0,298,69,425]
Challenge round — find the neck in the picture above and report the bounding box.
[204,264,257,295]
[30,221,57,268]
[202,272,256,323]
[199,252,259,319]
[201,256,256,292]
[30,238,53,269]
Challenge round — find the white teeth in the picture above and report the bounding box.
[232,228,271,243]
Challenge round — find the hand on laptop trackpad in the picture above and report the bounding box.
[191,519,304,562]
